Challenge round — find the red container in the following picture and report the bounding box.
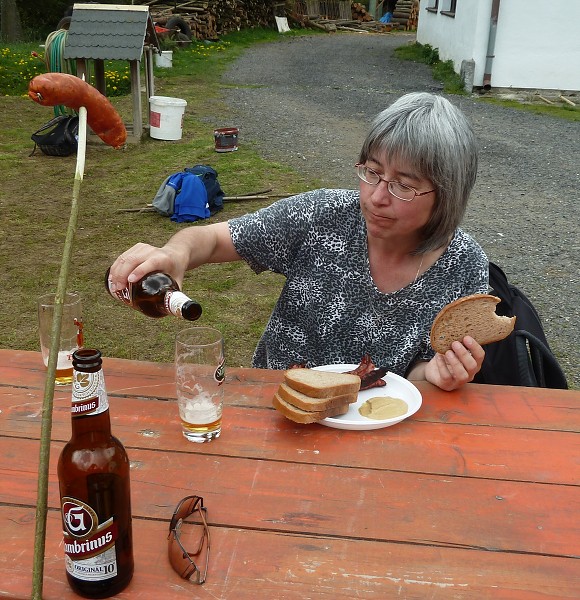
[214,127,238,152]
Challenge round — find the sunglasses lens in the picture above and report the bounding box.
[168,531,199,580]
[171,496,200,530]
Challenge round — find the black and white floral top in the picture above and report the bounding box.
[229,189,488,374]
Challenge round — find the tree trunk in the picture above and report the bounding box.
[1,0,24,42]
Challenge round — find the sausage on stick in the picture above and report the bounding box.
[28,72,127,148]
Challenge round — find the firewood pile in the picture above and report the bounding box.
[140,0,275,40]
[390,0,419,30]
[138,0,419,40]
[351,3,375,22]
[289,1,387,33]
[293,0,420,34]
[351,0,419,31]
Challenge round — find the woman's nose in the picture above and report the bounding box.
[370,180,393,204]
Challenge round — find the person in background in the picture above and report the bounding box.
[109,92,487,391]
[379,0,399,23]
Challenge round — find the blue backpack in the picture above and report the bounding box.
[152,165,224,222]
[473,262,568,388]
[184,165,224,216]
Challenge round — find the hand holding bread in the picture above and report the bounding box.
[430,294,515,354]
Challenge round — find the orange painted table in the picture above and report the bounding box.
[1,348,579,599]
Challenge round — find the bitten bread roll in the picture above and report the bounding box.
[430,294,516,354]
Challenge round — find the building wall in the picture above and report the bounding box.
[417,0,580,91]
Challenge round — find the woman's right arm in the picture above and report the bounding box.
[108,221,241,291]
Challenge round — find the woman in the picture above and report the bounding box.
[109,93,487,391]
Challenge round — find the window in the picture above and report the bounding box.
[441,0,457,17]
[426,0,439,12]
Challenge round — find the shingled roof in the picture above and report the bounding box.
[64,3,158,61]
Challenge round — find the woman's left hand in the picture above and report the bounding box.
[424,336,485,391]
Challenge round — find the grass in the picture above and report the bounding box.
[0,27,319,368]
[477,96,580,121]
[395,42,466,94]
[395,42,580,120]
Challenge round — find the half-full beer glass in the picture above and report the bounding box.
[38,292,83,385]
[175,327,225,443]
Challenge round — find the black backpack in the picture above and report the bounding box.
[30,114,79,157]
[473,262,568,388]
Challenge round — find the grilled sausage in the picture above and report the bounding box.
[28,73,126,148]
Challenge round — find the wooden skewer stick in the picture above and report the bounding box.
[116,192,293,213]
[538,94,554,105]
[31,105,88,600]
[559,95,576,107]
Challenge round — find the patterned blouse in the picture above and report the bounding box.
[229,189,488,374]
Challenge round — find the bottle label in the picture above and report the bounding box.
[61,497,118,581]
[72,370,109,417]
[165,290,189,318]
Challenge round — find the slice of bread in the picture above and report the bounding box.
[277,382,358,411]
[272,393,350,424]
[283,368,361,398]
[430,294,516,354]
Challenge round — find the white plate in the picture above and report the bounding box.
[313,364,422,430]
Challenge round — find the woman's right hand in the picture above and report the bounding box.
[108,222,240,292]
[108,242,189,292]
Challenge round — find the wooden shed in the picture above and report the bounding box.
[64,3,161,143]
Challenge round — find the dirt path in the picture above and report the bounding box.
[221,32,579,387]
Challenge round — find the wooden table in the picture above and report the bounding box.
[1,349,578,599]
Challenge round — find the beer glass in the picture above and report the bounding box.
[38,292,83,386]
[175,327,225,443]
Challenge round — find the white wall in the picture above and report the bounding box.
[417,0,580,91]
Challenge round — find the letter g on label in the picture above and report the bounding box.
[62,497,98,538]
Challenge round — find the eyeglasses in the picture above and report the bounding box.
[168,495,210,584]
[355,163,435,202]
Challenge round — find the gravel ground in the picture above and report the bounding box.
[220,32,579,388]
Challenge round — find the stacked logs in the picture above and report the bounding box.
[390,0,420,30]
[142,0,274,40]
[351,3,374,22]
[351,0,419,31]
[141,0,419,39]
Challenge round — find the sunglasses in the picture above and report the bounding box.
[167,495,210,584]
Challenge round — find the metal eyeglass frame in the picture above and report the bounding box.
[355,163,435,202]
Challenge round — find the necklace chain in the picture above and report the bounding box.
[368,253,425,335]
[412,254,425,286]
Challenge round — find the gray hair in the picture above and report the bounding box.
[359,92,478,253]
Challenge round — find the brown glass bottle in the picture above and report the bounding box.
[105,269,202,321]
[57,349,134,598]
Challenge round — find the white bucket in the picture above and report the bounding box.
[149,96,187,141]
[155,51,173,68]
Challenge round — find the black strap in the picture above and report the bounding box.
[514,330,568,389]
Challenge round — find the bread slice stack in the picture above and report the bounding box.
[273,368,361,424]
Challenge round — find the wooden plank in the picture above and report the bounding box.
[1,505,579,599]
[2,389,579,485]
[2,438,578,557]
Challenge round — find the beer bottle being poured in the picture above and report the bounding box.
[105,269,202,321]
[57,349,134,598]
